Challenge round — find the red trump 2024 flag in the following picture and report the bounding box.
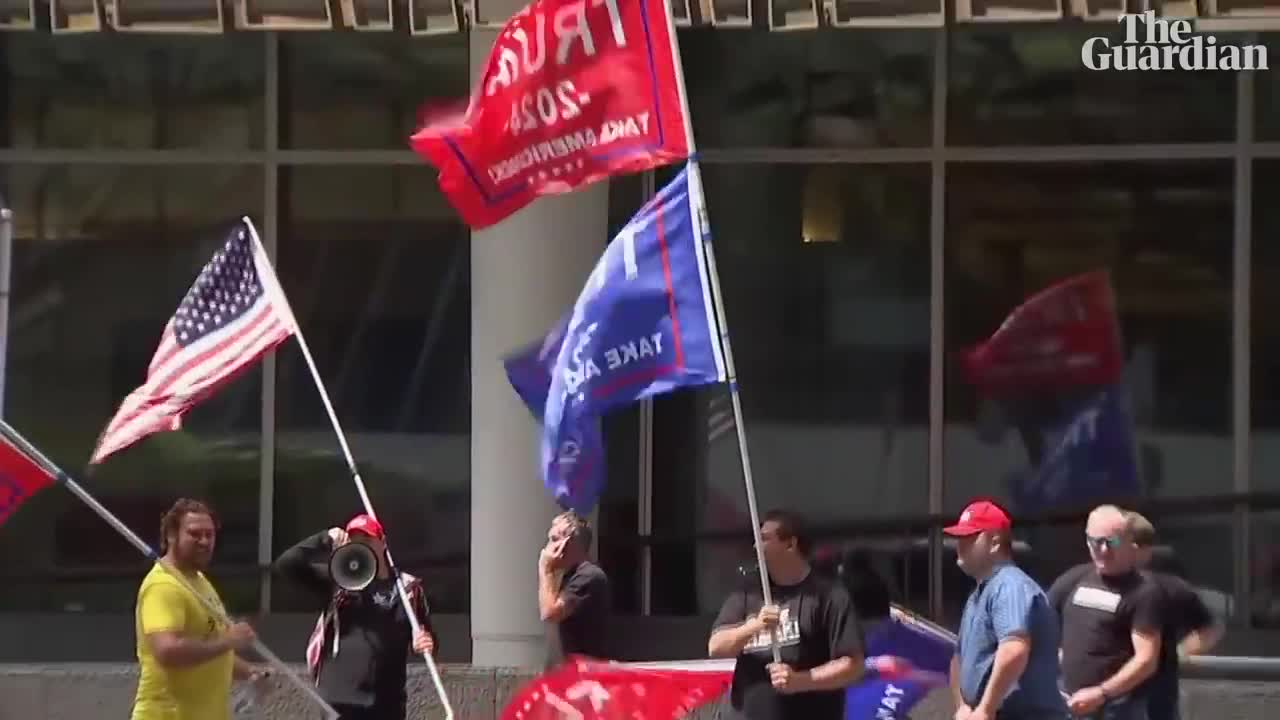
[410,0,691,229]
[500,657,732,720]
[960,270,1124,397]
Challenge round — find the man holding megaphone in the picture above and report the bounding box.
[274,514,436,720]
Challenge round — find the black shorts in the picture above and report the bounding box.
[332,702,406,720]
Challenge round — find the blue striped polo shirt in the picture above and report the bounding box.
[957,562,1066,717]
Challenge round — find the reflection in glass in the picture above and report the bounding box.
[1252,161,1280,494]
[0,34,265,150]
[948,27,1235,145]
[1250,511,1280,633]
[271,165,470,613]
[678,30,933,149]
[281,33,468,149]
[0,165,265,612]
[1256,35,1280,141]
[957,272,1139,514]
[944,161,1233,524]
[649,162,931,615]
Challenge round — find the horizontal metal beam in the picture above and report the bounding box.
[2,142,1265,167]
[1183,654,1280,680]
[0,149,426,165]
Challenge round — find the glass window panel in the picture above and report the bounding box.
[271,165,470,614]
[1254,35,1280,141]
[649,162,931,615]
[1249,510,1280,636]
[679,29,933,149]
[944,162,1233,519]
[948,27,1235,145]
[0,34,265,150]
[281,34,468,150]
[597,173,646,616]
[1253,161,1280,495]
[816,527,934,620]
[0,165,265,613]
[939,511,1237,631]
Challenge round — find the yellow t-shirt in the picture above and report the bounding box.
[130,563,234,720]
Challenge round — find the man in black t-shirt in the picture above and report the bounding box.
[538,510,611,667]
[274,514,437,720]
[1048,505,1164,720]
[708,510,866,720]
[1128,512,1222,720]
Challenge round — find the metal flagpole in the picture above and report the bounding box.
[657,0,780,663]
[242,218,455,720]
[0,196,12,418]
[0,420,339,720]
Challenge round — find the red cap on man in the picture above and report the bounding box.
[943,500,1011,537]
[345,514,385,540]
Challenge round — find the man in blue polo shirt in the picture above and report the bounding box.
[946,500,1065,720]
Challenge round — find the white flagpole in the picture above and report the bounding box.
[656,0,781,663]
[0,421,339,720]
[242,218,455,720]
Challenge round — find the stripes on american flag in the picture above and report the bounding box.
[90,218,296,465]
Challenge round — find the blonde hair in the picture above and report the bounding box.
[1088,504,1136,538]
[1126,511,1156,547]
[552,510,593,550]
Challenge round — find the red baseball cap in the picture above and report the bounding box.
[345,514,385,540]
[943,501,1011,537]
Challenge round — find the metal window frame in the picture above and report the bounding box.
[0,28,1264,625]
[638,171,657,617]
[258,32,280,614]
[1,144,1263,167]
[1234,48,1256,626]
[927,26,947,623]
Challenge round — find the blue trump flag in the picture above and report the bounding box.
[1010,384,1139,512]
[847,607,955,720]
[503,313,606,513]
[537,163,727,513]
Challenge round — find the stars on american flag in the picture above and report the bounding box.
[173,226,264,347]
[90,217,297,465]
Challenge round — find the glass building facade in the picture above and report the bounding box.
[2,23,1280,660]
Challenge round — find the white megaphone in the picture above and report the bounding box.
[330,542,379,592]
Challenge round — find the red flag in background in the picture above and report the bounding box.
[500,657,732,720]
[961,270,1125,397]
[410,0,691,229]
[0,429,57,527]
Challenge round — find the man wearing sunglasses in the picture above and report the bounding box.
[1048,505,1165,720]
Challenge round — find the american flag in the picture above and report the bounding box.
[90,219,296,465]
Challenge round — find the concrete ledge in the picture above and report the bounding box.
[2,664,1278,720]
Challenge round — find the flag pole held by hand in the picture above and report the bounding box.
[0,420,340,720]
[653,0,782,663]
[241,218,455,720]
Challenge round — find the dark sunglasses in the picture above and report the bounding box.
[1086,535,1123,550]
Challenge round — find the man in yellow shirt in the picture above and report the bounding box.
[131,498,265,720]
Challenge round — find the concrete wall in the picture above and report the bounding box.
[1,663,1277,720]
